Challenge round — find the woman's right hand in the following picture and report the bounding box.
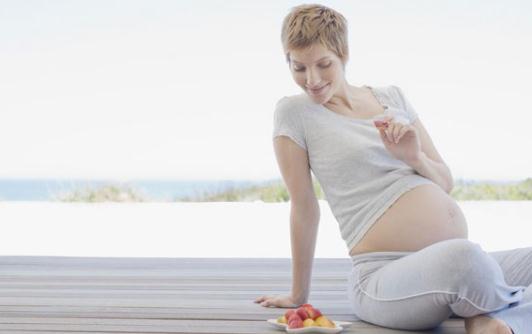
[254,294,301,308]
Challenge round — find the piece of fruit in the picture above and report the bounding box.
[305,306,322,320]
[288,316,304,329]
[303,318,315,327]
[296,306,310,320]
[277,315,287,324]
[287,313,301,323]
[374,119,389,129]
[284,309,296,320]
[315,315,336,328]
[301,303,314,308]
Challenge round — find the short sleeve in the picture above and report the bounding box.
[272,96,307,151]
[391,85,419,123]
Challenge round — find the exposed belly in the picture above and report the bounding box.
[349,183,469,256]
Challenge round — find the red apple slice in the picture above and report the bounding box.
[374,119,389,129]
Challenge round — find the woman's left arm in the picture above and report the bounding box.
[406,119,454,194]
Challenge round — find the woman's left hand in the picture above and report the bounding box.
[374,116,421,164]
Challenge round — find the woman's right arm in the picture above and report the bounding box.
[255,135,320,307]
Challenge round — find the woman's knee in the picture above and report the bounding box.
[435,239,486,268]
[438,239,502,287]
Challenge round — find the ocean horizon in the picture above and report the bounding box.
[0,178,278,201]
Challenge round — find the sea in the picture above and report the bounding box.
[0,178,523,202]
[0,178,275,201]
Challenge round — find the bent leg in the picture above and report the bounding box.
[347,239,525,331]
[489,247,532,287]
[485,247,532,333]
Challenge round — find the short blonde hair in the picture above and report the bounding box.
[281,4,349,64]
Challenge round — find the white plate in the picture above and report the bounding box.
[266,319,351,333]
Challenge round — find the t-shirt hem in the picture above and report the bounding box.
[344,175,435,255]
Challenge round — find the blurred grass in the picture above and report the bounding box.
[55,184,148,202]
[451,178,532,200]
[56,178,532,202]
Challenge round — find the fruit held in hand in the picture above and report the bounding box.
[374,119,389,129]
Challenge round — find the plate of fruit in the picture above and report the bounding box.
[267,303,351,333]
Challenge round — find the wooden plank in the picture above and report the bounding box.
[0,288,348,297]
[0,256,351,266]
[0,293,348,304]
[0,257,352,273]
[0,297,356,309]
[0,261,348,270]
[0,283,347,291]
[0,305,356,320]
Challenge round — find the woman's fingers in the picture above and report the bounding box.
[255,294,296,308]
[375,117,417,145]
[380,121,408,144]
[374,115,393,130]
[261,296,275,307]
[390,123,396,144]
[254,295,273,307]
[396,125,410,143]
[378,128,390,145]
[385,123,396,143]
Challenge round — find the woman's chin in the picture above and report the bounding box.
[309,94,328,104]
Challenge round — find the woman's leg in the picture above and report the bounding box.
[481,247,532,333]
[347,238,527,331]
[488,247,532,287]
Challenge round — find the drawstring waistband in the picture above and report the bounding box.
[350,250,413,267]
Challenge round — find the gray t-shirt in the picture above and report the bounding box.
[272,85,434,254]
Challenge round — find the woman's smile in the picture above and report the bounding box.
[308,83,330,96]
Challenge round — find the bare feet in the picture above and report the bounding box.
[465,315,514,334]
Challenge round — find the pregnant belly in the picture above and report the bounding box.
[349,183,469,256]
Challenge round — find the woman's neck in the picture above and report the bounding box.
[325,82,366,113]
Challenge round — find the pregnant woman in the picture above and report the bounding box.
[254,4,531,334]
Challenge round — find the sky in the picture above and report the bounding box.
[1,0,531,182]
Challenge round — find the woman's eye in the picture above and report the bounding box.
[293,62,330,72]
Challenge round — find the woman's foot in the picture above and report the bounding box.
[464,315,514,334]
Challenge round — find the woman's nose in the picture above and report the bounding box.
[306,69,321,87]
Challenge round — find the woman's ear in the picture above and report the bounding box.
[341,55,349,71]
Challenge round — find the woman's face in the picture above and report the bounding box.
[288,43,345,104]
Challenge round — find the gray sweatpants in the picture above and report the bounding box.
[347,238,532,333]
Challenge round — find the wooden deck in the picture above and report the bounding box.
[0,256,466,333]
